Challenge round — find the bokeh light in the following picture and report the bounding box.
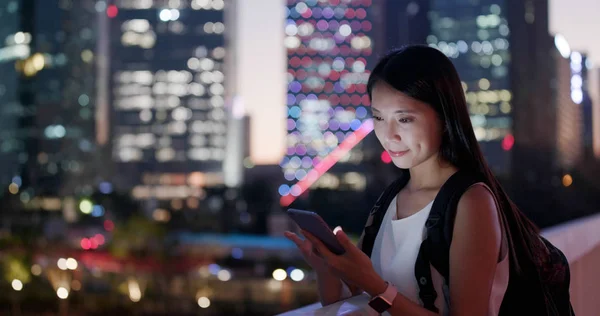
[12,279,23,291]
[290,269,305,282]
[198,296,211,308]
[272,269,287,281]
[281,0,373,196]
[57,287,69,299]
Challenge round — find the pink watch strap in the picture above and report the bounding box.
[367,282,398,315]
[379,282,398,304]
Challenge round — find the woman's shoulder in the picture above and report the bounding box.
[457,182,498,215]
[452,182,503,251]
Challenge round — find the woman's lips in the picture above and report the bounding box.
[388,150,409,157]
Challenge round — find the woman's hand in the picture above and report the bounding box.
[301,226,387,296]
[284,230,332,274]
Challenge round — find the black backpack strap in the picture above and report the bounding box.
[415,170,484,312]
[360,172,410,257]
[415,238,440,312]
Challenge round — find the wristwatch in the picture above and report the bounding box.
[368,281,397,314]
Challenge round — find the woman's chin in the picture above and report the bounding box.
[391,157,413,169]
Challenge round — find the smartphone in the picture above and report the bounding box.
[286,208,346,255]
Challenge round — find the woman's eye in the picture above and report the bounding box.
[398,117,413,123]
[372,115,383,121]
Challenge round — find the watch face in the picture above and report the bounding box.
[368,297,391,313]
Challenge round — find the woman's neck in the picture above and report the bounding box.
[406,155,457,192]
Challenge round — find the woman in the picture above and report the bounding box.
[284,45,554,315]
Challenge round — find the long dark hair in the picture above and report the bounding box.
[366,45,545,276]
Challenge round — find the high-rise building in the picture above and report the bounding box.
[577,53,595,156]
[106,0,231,218]
[370,0,430,54]
[35,0,101,197]
[546,40,600,224]
[364,1,570,223]
[553,43,584,171]
[0,0,28,188]
[427,1,545,177]
[280,0,375,206]
[511,35,595,227]
[0,0,100,201]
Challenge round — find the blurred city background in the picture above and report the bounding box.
[0,0,599,315]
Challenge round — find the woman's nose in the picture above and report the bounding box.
[384,121,401,143]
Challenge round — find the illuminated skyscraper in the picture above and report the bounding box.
[0,0,100,201]
[577,53,595,157]
[0,0,27,188]
[106,0,230,215]
[280,0,374,205]
[370,0,430,52]
[545,35,585,173]
[555,46,584,170]
[427,2,518,176]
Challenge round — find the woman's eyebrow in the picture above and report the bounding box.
[371,107,416,114]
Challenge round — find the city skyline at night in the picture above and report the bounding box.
[0,1,600,315]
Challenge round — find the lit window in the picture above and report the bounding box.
[211,0,225,11]
[209,83,224,96]
[136,133,156,148]
[188,148,211,161]
[285,36,301,49]
[156,148,176,162]
[172,107,192,121]
[188,57,200,70]
[199,58,215,71]
[140,110,152,122]
[212,47,226,59]
[118,148,143,162]
[211,70,224,82]
[168,121,187,135]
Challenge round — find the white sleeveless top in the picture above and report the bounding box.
[370,191,510,316]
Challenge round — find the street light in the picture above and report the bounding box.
[217,269,231,281]
[57,287,69,299]
[290,269,305,282]
[272,268,287,281]
[79,199,93,214]
[66,258,78,270]
[128,279,142,302]
[57,258,68,270]
[198,296,210,308]
[11,279,23,291]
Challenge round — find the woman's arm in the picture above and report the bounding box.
[346,232,366,296]
[447,184,502,316]
[316,271,346,306]
[360,184,502,316]
[320,232,368,305]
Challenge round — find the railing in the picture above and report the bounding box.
[543,212,600,316]
[278,212,600,316]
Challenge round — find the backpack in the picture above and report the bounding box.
[360,169,575,315]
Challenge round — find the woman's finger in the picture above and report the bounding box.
[301,230,335,261]
[284,231,303,246]
[285,231,313,255]
[299,231,320,254]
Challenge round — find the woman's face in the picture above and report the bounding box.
[371,82,444,169]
